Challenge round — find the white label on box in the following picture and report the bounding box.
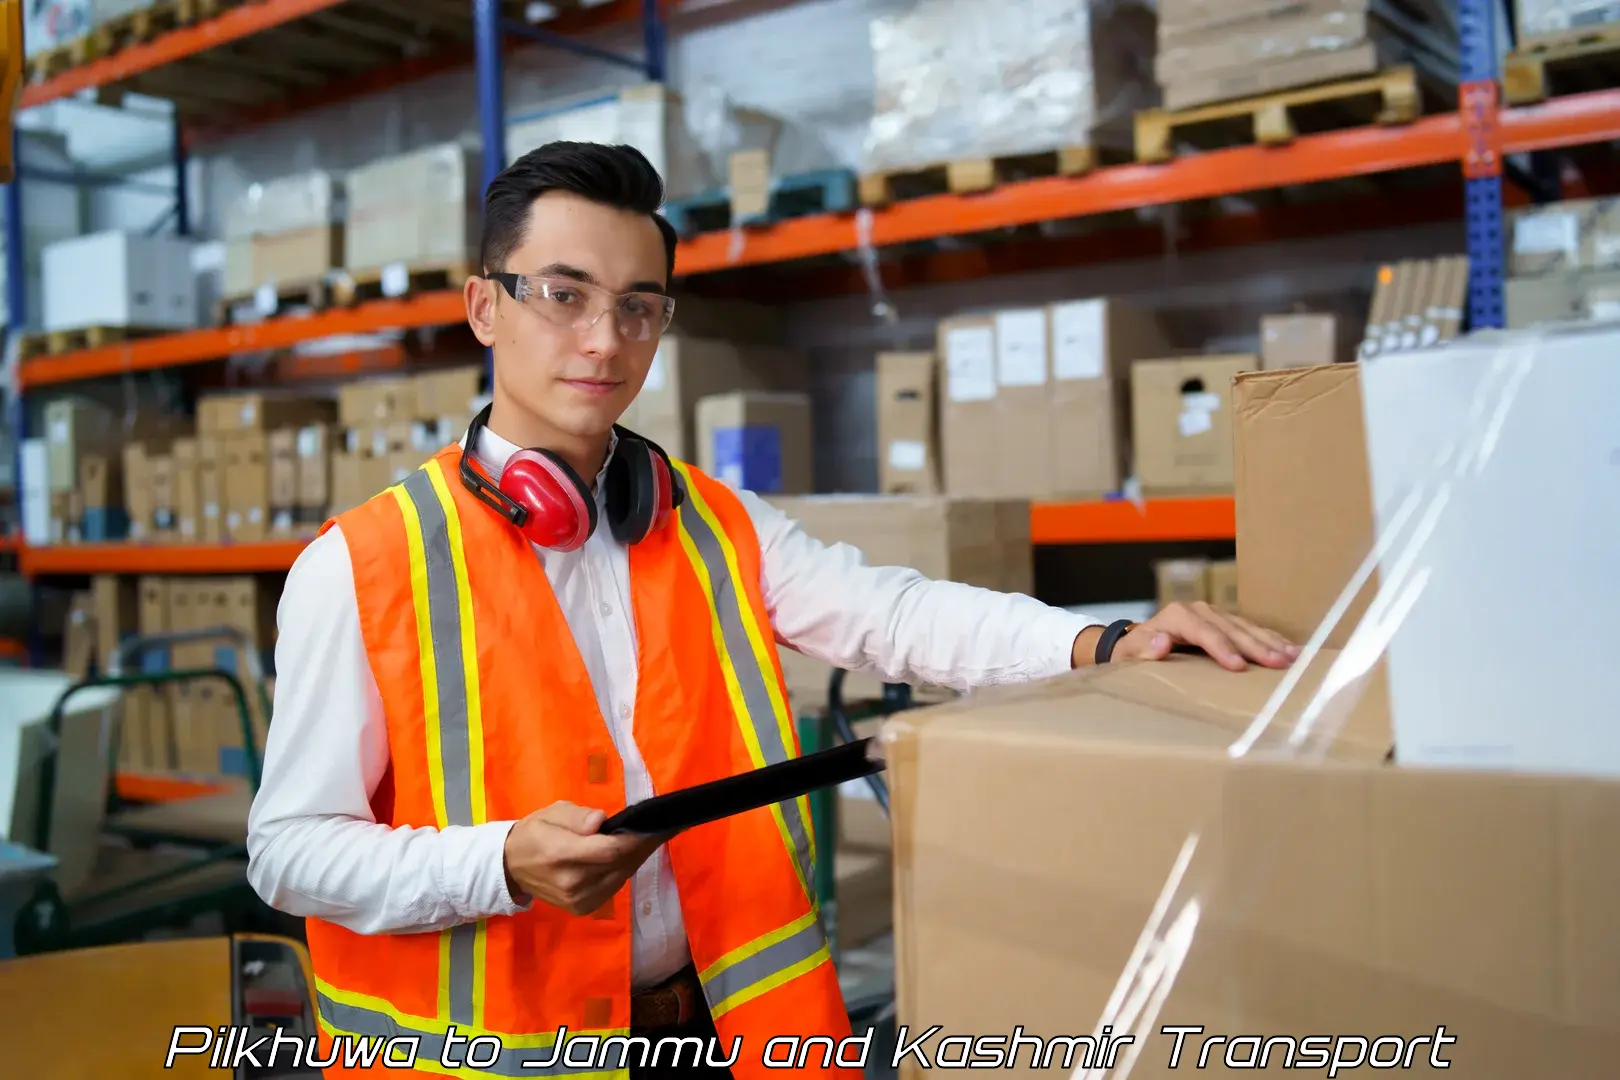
[296,428,320,457]
[886,440,927,471]
[944,326,996,402]
[254,283,279,317]
[273,510,293,531]
[1591,299,1620,321]
[1594,234,1620,268]
[381,262,410,298]
[205,502,219,520]
[248,507,263,525]
[227,511,242,530]
[1178,391,1221,438]
[240,401,257,427]
[48,417,69,443]
[1052,300,1105,381]
[346,430,361,455]
[644,345,668,392]
[1513,212,1578,257]
[371,430,388,457]
[180,519,196,539]
[994,309,1047,387]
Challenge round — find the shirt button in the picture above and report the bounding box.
[600,601,612,617]
[641,901,652,916]
[619,703,632,719]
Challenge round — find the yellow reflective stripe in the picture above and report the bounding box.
[669,466,814,901]
[390,481,450,832]
[698,911,832,1020]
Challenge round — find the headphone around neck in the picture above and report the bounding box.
[458,402,686,552]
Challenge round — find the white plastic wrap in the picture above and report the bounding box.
[223,171,341,241]
[861,0,1156,174]
[1081,324,1620,1078]
[1516,0,1620,40]
[344,142,480,273]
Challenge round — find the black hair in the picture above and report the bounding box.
[479,141,678,283]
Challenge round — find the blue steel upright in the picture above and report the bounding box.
[473,0,506,389]
[1458,0,1505,332]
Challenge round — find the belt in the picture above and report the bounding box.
[630,964,705,1031]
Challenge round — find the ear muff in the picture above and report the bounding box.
[604,431,683,545]
[501,448,596,552]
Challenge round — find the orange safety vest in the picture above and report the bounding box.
[301,444,859,1078]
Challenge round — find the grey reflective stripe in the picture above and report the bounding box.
[400,468,479,1029]
[676,498,816,891]
[316,994,619,1076]
[700,918,828,1015]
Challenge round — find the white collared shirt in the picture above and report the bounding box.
[245,425,1100,989]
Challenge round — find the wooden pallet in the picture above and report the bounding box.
[216,277,336,324]
[25,0,233,82]
[333,260,473,306]
[1134,66,1422,164]
[858,146,1110,207]
[1504,24,1620,106]
[663,169,858,236]
[18,325,171,359]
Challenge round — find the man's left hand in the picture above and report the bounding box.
[1074,602,1300,672]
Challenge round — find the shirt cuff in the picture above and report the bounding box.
[461,820,533,918]
[1035,609,1107,678]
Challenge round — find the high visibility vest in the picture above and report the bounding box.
[301,444,858,1078]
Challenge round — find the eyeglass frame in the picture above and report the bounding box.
[483,271,677,339]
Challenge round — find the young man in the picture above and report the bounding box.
[247,142,1295,1078]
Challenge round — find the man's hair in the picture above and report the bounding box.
[479,141,678,282]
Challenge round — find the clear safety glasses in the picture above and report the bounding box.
[488,273,676,342]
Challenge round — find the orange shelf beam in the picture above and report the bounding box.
[19,0,352,110]
[18,290,466,389]
[20,540,310,576]
[115,772,231,803]
[1030,497,1235,546]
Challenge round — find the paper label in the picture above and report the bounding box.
[296,428,320,457]
[994,309,1048,387]
[371,430,387,458]
[49,417,69,443]
[1513,212,1578,257]
[381,262,410,298]
[240,401,257,427]
[248,507,263,525]
[180,519,196,539]
[886,440,927,471]
[644,346,668,392]
[227,511,242,529]
[346,430,361,455]
[1051,300,1105,381]
[254,283,278,317]
[205,502,219,520]
[1178,391,1221,438]
[944,326,996,402]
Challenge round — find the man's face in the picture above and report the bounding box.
[471,190,669,441]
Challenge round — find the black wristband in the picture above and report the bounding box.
[1094,619,1137,665]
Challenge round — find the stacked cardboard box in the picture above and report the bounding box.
[42,231,198,334]
[330,366,484,515]
[1504,197,1620,329]
[222,170,344,303]
[1154,557,1239,611]
[343,142,481,278]
[41,398,185,544]
[1259,311,1347,369]
[694,392,814,496]
[1153,0,1438,111]
[1357,255,1470,356]
[1516,0,1620,41]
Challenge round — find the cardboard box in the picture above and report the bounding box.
[1234,364,1373,646]
[885,652,1620,1079]
[937,316,999,496]
[122,443,155,542]
[171,438,201,544]
[1260,313,1340,369]
[330,452,368,517]
[295,423,334,530]
[694,392,813,495]
[619,335,808,462]
[344,142,480,275]
[1131,355,1253,493]
[41,230,197,333]
[149,453,177,540]
[875,352,940,495]
[268,429,299,537]
[1155,558,1210,608]
[134,576,173,773]
[223,434,269,543]
[762,494,1032,710]
[338,376,416,428]
[1359,256,1469,358]
[1507,196,1620,277]
[1505,268,1620,328]
[43,397,116,493]
[1205,558,1239,612]
[198,436,225,545]
[415,366,483,426]
[196,392,335,436]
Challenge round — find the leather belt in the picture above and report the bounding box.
[630,964,705,1031]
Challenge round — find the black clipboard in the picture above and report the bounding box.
[598,738,885,836]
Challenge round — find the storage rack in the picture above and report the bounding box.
[5,0,1620,565]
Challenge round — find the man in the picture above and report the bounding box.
[247,141,1295,1079]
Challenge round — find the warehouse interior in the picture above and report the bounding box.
[1,0,1618,1075]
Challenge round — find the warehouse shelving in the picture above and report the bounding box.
[18,539,310,576]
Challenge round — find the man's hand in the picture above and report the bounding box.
[502,801,667,917]
[1073,602,1300,672]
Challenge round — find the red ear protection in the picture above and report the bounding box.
[459,404,684,552]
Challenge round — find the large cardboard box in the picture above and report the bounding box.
[344,143,480,275]
[1260,313,1341,369]
[762,495,1032,712]
[339,376,416,428]
[1131,355,1253,493]
[875,352,940,495]
[197,392,335,436]
[937,316,999,496]
[1233,364,1374,646]
[884,653,1620,1078]
[620,335,808,462]
[172,437,201,545]
[42,231,197,333]
[223,434,270,544]
[1506,196,1620,277]
[694,392,814,495]
[1505,268,1620,328]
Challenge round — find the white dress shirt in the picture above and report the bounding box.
[246,425,1101,990]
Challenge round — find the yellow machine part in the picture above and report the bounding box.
[0,933,318,1078]
[0,0,20,183]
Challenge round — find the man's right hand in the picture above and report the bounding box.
[501,801,666,917]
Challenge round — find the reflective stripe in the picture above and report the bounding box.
[394,463,490,1034]
[670,464,817,898]
[316,989,627,1077]
[700,912,832,1020]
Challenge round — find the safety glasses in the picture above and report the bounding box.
[487,272,676,342]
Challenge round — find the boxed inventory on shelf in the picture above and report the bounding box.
[1260,312,1345,369]
[330,365,484,515]
[507,83,782,203]
[41,231,198,334]
[1515,0,1620,40]
[876,351,940,495]
[1358,255,1469,357]
[936,300,1170,500]
[1130,353,1253,494]
[344,142,481,277]
[1504,197,1620,328]
[862,0,1156,174]
[694,391,813,495]
[221,170,345,300]
[761,493,1032,712]
[1154,557,1238,611]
